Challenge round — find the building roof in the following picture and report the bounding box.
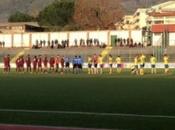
[151,24,175,33]
[148,11,175,17]
[151,1,175,9]
[0,22,40,27]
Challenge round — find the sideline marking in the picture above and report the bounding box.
[0,109,175,119]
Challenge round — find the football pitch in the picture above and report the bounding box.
[0,69,175,130]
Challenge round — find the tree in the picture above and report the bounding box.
[73,0,124,30]
[38,0,74,27]
[8,11,36,22]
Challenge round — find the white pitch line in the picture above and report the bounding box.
[0,109,175,119]
[0,123,111,130]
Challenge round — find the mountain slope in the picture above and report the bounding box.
[0,0,170,22]
[0,0,55,22]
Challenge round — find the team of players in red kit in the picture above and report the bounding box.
[3,55,66,74]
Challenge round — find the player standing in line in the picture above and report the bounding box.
[43,55,48,73]
[7,54,11,73]
[93,54,98,75]
[72,56,77,74]
[133,55,139,75]
[3,55,8,73]
[77,56,83,74]
[37,55,42,73]
[60,56,65,75]
[64,57,70,73]
[49,56,55,73]
[15,57,20,73]
[163,54,169,74]
[139,54,146,75]
[87,55,93,74]
[116,56,122,74]
[20,56,25,73]
[26,55,32,73]
[98,55,103,74]
[32,56,38,73]
[108,54,113,74]
[150,54,157,74]
[55,55,60,73]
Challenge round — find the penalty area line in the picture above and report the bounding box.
[0,108,174,119]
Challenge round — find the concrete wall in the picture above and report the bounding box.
[69,31,87,46]
[152,33,162,46]
[169,33,175,46]
[131,30,142,43]
[110,30,129,39]
[23,33,30,47]
[89,31,108,45]
[0,30,143,48]
[50,32,68,44]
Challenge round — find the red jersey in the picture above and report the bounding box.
[3,56,8,67]
[20,57,25,67]
[49,57,55,67]
[61,57,65,67]
[55,56,60,65]
[26,57,31,66]
[33,57,38,67]
[43,57,48,67]
[7,56,10,67]
[38,58,42,67]
[16,58,20,67]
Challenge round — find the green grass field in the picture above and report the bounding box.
[0,69,175,130]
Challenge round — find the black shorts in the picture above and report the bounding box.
[117,64,122,68]
[73,64,76,69]
[151,64,156,68]
[88,64,92,68]
[140,64,145,68]
[109,64,113,68]
[165,64,169,68]
[66,62,70,67]
[78,64,82,69]
[94,64,98,68]
[100,64,104,68]
[27,65,31,68]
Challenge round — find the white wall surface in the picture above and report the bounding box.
[0,30,146,47]
[169,33,175,46]
[89,31,108,45]
[152,33,162,46]
[69,31,87,46]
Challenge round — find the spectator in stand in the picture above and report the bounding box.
[43,40,46,47]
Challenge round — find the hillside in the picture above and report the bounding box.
[0,0,170,22]
[0,0,55,22]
